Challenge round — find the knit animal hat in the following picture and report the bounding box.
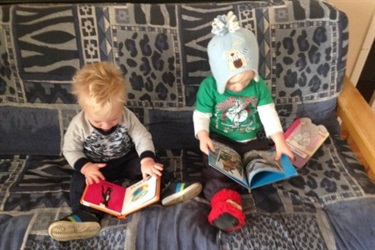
[207,11,259,94]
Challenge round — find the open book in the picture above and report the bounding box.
[284,117,329,168]
[208,141,297,191]
[80,176,161,218]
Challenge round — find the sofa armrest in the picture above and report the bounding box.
[337,76,375,181]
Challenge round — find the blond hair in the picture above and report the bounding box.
[72,62,126,115]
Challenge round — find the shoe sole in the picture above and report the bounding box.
[48,220,101,241]
[162,182,203,206]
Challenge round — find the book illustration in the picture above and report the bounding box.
[285,117,329,168]
[80,176,160,218]
[100,185,113,208]
[131,183,149,202]
[208,141,297,190]
[216,148,243,178]
[81,180,126,214]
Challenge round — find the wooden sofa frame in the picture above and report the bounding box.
[338,77,375,181]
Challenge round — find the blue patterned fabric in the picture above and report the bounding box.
[0,0,347,155]
[1,136,374,249]
[0,1,374,250]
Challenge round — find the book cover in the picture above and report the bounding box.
[80,176,160,218]
[284,117,329,168]
[208,141,297,190]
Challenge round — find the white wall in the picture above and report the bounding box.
[328,0,375,82]
[328,0,375,111]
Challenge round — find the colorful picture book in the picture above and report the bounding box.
[284,117,329,168]
[208,141,297,191]
[80,176,161,218]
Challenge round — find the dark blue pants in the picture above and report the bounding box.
[202,133,270,200]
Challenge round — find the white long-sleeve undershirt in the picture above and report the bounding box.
[193,103,282,139]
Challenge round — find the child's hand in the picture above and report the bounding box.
[81,162,106,185]
[140,157,163,180]
[275,142,294,162]
[197,130,215,155]
[271,132,295,161]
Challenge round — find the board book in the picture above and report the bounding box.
[80,176,161,218]
[208,141,297,190]
[284,117,329,168]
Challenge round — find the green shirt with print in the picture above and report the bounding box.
[195,75,274,142]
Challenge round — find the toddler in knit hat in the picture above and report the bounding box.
[193,11,294,232]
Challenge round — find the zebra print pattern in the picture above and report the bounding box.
[1,1,348,155]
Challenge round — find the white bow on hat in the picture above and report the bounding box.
[211,11,240,36]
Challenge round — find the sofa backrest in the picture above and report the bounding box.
[0,0,348,155]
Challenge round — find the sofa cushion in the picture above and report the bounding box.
[253,1,348,133]
[148,109,198,150]
[0,1,348,155]
[0,106,61,155]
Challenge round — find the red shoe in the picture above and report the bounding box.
[208,189,245,232]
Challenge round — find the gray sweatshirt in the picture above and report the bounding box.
[62,107,155,171]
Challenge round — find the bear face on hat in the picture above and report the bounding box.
[207,11,259,94]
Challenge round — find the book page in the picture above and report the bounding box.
[243,150,283,185]
[122,176,158,215]
[246,154,297,189]
[208,141,248,188]
[81,180,126,215]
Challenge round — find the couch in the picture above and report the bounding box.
[1,0,374,249]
